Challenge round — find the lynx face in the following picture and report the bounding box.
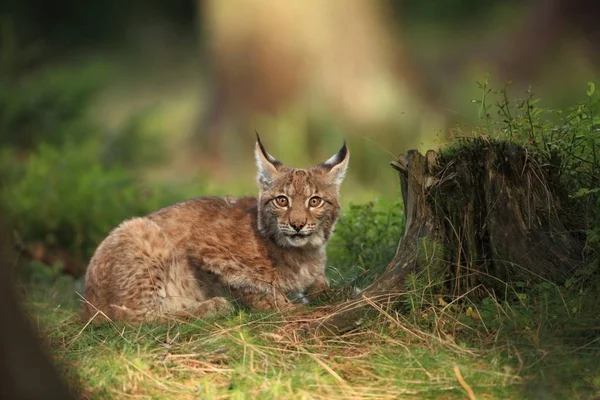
[255,136,349,248]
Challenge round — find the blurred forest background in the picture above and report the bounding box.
[1,0,599,275]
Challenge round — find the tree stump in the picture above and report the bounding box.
[312,139,584,335]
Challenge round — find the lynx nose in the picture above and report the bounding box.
[290,221,305,232]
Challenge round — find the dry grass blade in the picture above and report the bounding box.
[453,364,476,400]
[296,345,349,388]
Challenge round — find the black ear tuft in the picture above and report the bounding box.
[255,131,281,167]
[324,140,347,168]
[255,132,284,189]
[316,140,349,186]
[319,140,348,169]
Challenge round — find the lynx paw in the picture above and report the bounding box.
[166,297,234,321]
[207,296,235,317]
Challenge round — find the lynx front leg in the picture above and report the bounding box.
[232,287,295,312]
[99,297,234,323]
[164,297,234,321]
[306,275,330,295]
[303,275,331,303]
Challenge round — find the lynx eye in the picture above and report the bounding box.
[309,196,323,208]
[274,196,289,207]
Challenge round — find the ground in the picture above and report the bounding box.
[24,269,600,400]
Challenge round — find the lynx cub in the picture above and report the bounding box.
[81,136,349,322]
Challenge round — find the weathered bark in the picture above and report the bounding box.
[312,139,584,335]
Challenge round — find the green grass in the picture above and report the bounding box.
[27,279,600,399]
[22,252,600,399]
[26,282,525,399]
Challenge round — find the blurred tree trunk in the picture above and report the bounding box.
[312,140,584,335]
[488,0,600,83]
[437,0,600,90]
[193,0,427,162]
[0,211,76,399]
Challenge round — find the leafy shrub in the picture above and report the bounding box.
[0,34,178,276]
[0,51,176,275]
[327,198,405,289]
[1,139,166,265]
[0,63,109,150]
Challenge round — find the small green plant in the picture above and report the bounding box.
[485,81,600,219]
[430,81,600,298]
[461,80,600,287]
[327,198,405,288]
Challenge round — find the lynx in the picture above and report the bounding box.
[81,136,349,322]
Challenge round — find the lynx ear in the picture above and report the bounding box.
[317,141,349,186]
[255,133,282,188]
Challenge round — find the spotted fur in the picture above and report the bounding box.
[81,137,349,322]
